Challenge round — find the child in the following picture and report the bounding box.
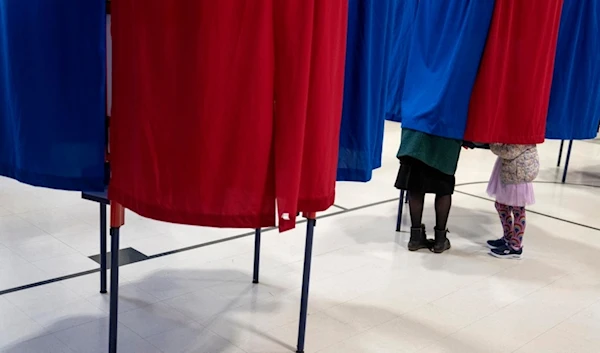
[486,143,539,259]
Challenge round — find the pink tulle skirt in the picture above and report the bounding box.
[487,158,535,207]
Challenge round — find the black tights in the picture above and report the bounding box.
[408,192,452,230]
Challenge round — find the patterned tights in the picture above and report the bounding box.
[494,201,526,250]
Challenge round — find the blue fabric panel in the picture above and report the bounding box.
[400,0,495,140]
[546,0,600,140]
[0,1,106,191]
[337,0,396,182]
[385,0,418,123]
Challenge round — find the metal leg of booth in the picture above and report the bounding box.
[296,217,316,353]
[100,204,108,294]
[396,190,406,232]
[562,140,573,184]
[252,228,261,284]
[107,203,125,353]
[557,140,565,167]
[108,226,120,353]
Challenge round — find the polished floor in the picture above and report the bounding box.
[1,122,599,352]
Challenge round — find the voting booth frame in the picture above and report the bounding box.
[81,191,318,353]
[83,3,319,352]
[555,122,600,185]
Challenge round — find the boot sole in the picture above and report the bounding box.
[431,244,451,254]
[489,251,522,260]
[432,247,451,254]
[408,246,430,252]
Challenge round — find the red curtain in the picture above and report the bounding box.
[109,0,348,231]
[464,0,564,144]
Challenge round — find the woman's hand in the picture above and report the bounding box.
[462,141,476,149]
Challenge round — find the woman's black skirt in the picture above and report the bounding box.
[395,156,455,195]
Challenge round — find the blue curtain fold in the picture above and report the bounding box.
[337,0,398,182]
[400,0,496,140]
[385,0,418,123]
[0,1,106,191]
[546,0,600,140]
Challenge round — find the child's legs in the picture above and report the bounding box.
[510,206,526,250]
[495,201,514,240]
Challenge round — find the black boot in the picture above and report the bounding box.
[432,228,451,253]
[408,224,431,251]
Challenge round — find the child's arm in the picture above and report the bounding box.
[490,144,528,160]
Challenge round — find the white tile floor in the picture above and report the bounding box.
[1,122,600,352]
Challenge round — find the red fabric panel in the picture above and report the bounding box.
[464,0,564,144]
[110,0,276,229]
[275,0,348,231]
[109,0,347,231]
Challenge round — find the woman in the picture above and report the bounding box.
[394,128,462,253]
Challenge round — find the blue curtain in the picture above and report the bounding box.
[400,0,495,140]
[546,0,600,140]
[385,0,418,123]
[337,0,397,182]
[0,1,106,191]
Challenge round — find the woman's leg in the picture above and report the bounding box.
[408,191,426,228]
[432,194,452,253]
[407,191,430,251]
[494,201,514,241]
[434,194,452,230]
[510,206,526,250]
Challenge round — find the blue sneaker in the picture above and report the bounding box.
[486,238,507,249]
[489,244,522,259]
